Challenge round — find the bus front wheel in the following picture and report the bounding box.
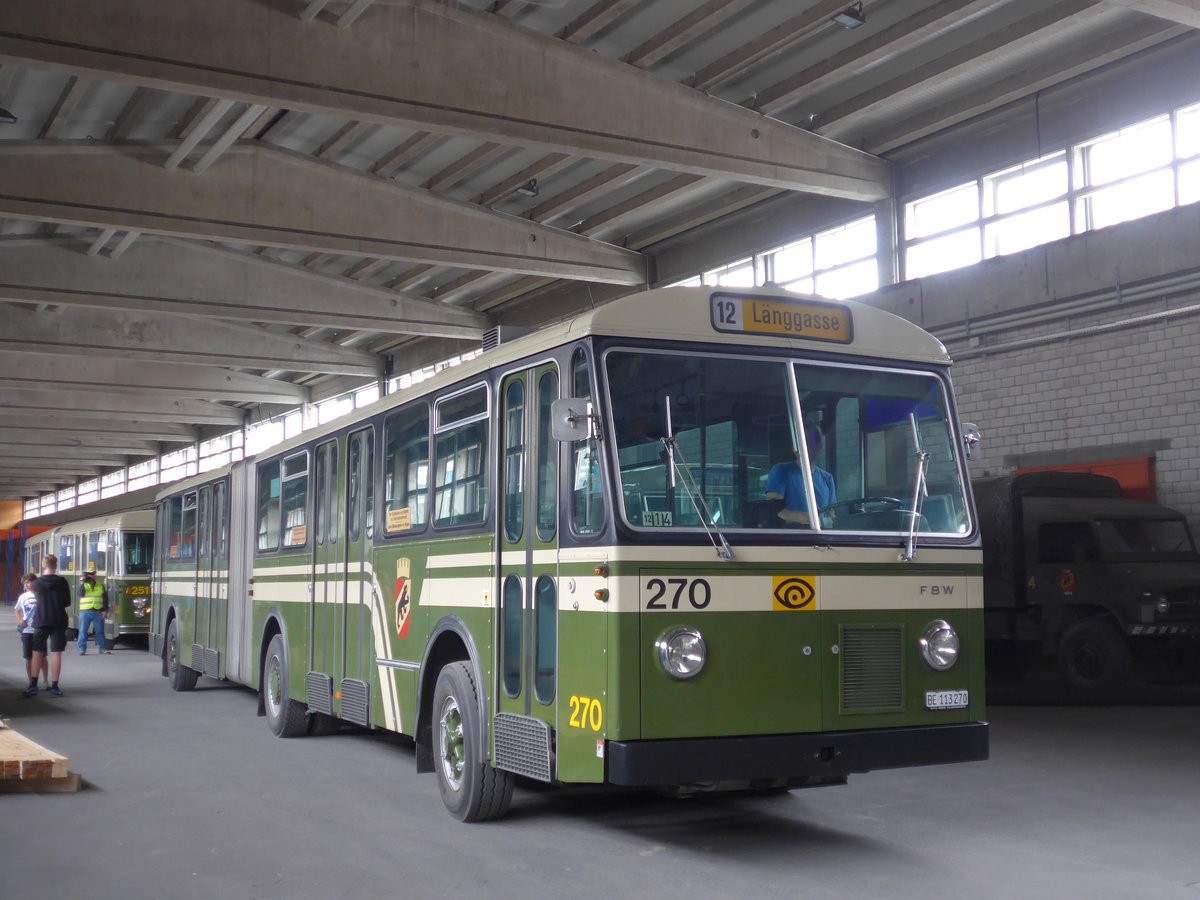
[432,661,514,822]
[166,619,198,692]
[263,634,308,738]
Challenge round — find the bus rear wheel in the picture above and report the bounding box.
[263,634,308,738]
[433,661,514,822]
[166,619,198,692]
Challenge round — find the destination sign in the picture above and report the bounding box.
[710,293,853,343]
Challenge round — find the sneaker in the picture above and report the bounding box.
[101,649,112,655]
[48,686,64,698]
[21,686,37,698]
[78,649,86,655]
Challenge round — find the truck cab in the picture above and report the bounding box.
[976,472,1200,690]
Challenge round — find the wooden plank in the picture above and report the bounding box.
[0,721,71,780]
[0,771,83,793]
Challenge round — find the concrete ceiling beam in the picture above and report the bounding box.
[0,353,309,404]
[0,388,248,426]
[1108,0,1200,27]
[0,143,645,285]
[0,236,488,338]
[0,0,890,200]
[0,428,161,455]
[0,303,383,378]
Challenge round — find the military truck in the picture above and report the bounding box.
[975,472,1200,690]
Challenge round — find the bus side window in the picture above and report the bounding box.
[257,460,282,552]
[569,348,605,536]
[384,404,429,535]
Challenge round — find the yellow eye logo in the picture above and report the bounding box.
[773,576,817,611]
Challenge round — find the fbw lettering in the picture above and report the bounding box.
[919,585,955,595]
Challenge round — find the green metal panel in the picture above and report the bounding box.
[638,609,824,739]
[555,609,608,782]
[106,575,152,638]
[819,608,985,731]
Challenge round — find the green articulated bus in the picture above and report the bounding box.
[25,509,156,645]
[150,285,988,822]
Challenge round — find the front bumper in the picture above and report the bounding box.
[607,722,989,786]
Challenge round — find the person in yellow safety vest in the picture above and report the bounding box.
[77,568,111,655]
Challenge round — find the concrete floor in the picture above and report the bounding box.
[2,633,1199,900]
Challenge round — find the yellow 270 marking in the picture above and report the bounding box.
[568,695,603,732]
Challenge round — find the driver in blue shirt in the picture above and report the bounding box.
[765,430,835,526]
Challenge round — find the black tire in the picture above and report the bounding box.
[432,661,514,822]
[1057,618,1134,692]
[308,712,341,736]
[263,634,308,738]
[166,619,198,692]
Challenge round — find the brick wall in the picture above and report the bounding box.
[864,203,1200,528]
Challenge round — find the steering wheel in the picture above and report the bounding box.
[820,497,905,517]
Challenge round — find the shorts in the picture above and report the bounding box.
[32,627,67,654]
[20,632,35,659]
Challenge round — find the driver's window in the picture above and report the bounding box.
[794,363,969,535]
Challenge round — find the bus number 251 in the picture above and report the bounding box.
[568,696,603,731]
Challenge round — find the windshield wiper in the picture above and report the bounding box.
[662,396,735,561]
[901,412,929,563]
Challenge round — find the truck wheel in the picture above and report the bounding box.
[1057,619,1133,692]
[167,619,198,692]
[432,661,514,822]
[263,634,308,737]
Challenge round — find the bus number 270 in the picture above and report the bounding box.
[644,577,712,610]
[569,696,603,731]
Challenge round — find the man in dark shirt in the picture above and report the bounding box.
[25,553,72,698]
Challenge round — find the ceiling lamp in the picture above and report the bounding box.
[832,3,866,28]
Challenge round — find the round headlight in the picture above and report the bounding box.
[657,627,706,680]
[920,620,959,671]
[1155,596,1170,614]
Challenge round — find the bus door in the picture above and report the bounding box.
[496,365,560,783]
[194,485,215,672]
[309,440,342,713]
[194,481,228,676]
[340,426,374,725]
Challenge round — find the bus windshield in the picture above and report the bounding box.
[604,350,970,536]
[125,532,154,574]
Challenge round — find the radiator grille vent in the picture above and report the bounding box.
[494,713,553,782]
[482,325,534,352]
[203,647,221,680]
[340,678,371,727]
[306,672,334,715]
[841,627,904,711]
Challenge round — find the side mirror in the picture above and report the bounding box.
[550,398,597,442]
[961,423,982,459]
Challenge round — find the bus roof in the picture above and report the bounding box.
[556,286,950,364]
[25,508,156,537]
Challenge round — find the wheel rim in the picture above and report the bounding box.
[167,629,178,674]
[266,656,282,718]
[1072,643,1104,682]
[437,694,465,791]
